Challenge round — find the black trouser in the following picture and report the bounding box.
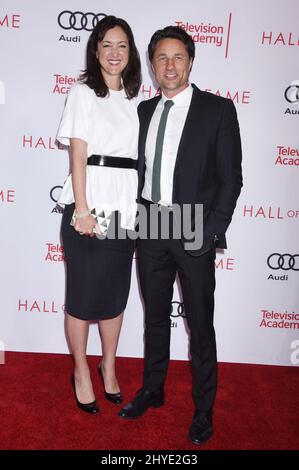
[137,233,217,416]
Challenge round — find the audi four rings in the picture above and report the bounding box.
[170,301,186,318]
[284,84,299,104]
[57,11,106,31]
[267,253,299,271]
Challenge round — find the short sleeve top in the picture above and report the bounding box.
[57,83,139,230]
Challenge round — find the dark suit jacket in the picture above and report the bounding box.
[137,84,243,256]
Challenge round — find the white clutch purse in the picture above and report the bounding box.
[70,208,113,238]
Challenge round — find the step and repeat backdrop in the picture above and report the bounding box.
[0,0,298,366]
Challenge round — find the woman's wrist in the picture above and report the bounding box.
[75,209,90,219]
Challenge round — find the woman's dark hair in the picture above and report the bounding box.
[148,25,195,63]
[79,15,141,99]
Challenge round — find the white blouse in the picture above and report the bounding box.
[57,83,139,230]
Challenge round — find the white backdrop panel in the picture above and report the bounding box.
[0,0,298,366]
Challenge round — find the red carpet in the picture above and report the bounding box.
[0,352,298,450]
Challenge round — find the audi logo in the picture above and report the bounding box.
[170,301,186,318]
[267,253,299,271]
[57,11,107,31]
[50,185,62,203]
[284,84,299,104]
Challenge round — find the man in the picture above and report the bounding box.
[119,26,242,445]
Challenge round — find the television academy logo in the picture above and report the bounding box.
[57,11,107,43]
[284,81,299,115]
[45,243,66,262]
[53,74,77,94]
[175,12,232,58]
[274,145,299,166]
[50,185,63,214]
[259,309,299,330]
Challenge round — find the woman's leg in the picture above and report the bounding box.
[66,313,96,404]
[98,313,124,393]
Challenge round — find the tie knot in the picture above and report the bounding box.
[164,100,174,109]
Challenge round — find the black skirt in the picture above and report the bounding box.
[61,203,135,320]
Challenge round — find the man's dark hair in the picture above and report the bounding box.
[148,25,195,63]
[79,15,141,99]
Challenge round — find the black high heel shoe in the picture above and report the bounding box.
[71,375,99,414]
[98,365,123,404]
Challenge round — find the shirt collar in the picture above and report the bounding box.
[161,83,193,107]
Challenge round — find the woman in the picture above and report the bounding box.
[57,16,141,413]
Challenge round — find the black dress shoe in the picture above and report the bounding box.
[118,388,164,419]
[98,366,122,404]
[71,375,99,414]
[189,411,213,445]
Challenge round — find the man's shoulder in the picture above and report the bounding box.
[137,95,160,117]
[138,95,160,108]
[192,84,234,108]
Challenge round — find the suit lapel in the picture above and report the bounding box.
[175,85,203,168]
[139,97,160,159]
[171,85,206,200]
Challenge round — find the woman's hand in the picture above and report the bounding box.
[74,213,96,237]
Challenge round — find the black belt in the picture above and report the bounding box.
[140,197,174,210]
[87,154,138,170]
